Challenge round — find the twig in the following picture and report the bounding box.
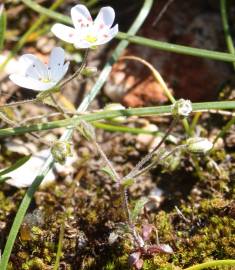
[152,0,175,27]
[0,98,38,108]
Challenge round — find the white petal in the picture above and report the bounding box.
[71,4,92,30]
[62,61,70,78]
[74,39,93,49]
[9,74,56,91]
[52,61,69,82]
[49,47,65,67]
[48,47,68,82]
[5,150,56,188]
[94,24,118,46]
[94,7,115,28]
[19,54,47,79]
[51,23,77,43]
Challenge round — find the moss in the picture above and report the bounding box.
[154,211,174,242]
[21,258,45,270]
[0,191,18,219]
[1,122,234,270]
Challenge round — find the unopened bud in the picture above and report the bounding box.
[186,137,213,154]
[81,66,97,77]
[172,99,192,118]
[51,141,72,164]
[104,103,126,123]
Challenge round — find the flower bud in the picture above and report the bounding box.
[104,103,126,123]
[172,99,192,118]
[81,66,97,77]
[186,137,213,154]
[51,141,72,164]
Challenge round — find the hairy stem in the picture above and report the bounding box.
[124,117,178,180]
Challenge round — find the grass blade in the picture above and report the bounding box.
[0,100,234,138]
[220,0,235,70]
[0,4,7,51]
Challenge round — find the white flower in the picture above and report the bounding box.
[9,47,69,91]
[172,99,192,118]
[5,149,76,188]
[51,5,118,48]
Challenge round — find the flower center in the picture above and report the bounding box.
[84,35,97,43]
[41,78,51,83]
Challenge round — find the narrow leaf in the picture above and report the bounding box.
[0,4,7,51]
[131,198,148,222]
[101,166,116,181]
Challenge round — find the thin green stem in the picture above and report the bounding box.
[0,154,54,270]
[213,116,235,145]
[93,122,161,135]
[124,117,178,180]
[93,137,140,246]
[21,0,235,63]
[0,4,7,51]
[117,32,235,62]
[0,101,234,138]
[49,93,66,115]
[184,260,235,270]
[220,0,235,70]
[189,112,202,135]
[53,222,65,270]
[0,0,64,72]
[0,1,153,269]
[121,56,175,103]
[59,49,89,88]
[94,140,121,186]
[133,145,185,179]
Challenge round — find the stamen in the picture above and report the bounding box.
[41,78,51,83]
[84,35,97,43]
